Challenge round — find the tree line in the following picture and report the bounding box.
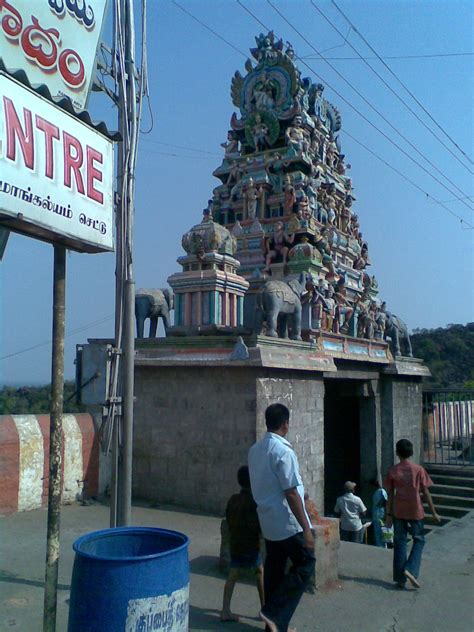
[0,323,472,414]
[411,323,474,390]
[0,381,85,415]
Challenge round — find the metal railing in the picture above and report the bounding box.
[423,389,474,466]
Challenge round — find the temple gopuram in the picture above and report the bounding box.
[81,33,430,516]
[210,31,385,350]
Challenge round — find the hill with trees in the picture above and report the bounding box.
[0,381,85,414]
[411,323,474,389]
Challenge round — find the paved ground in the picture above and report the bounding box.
[1,502,473,631]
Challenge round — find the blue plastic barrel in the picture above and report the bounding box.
[68,527,189,632]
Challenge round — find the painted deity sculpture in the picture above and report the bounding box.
[263,220,295,270]
[252,113,270,151]
[244,178,259,219]
[285,115,310,156]
[334,279,354,334]
[221,130,240,159]
[252,72,277,110]
[283,180,296,214]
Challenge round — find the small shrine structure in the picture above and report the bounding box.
[168,210,249,333]
[82,33,430,517]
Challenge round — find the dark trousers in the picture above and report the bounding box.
[262,532,316,632]
[340,528,364,543]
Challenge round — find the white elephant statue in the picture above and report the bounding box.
[135,288,174,338]
[255,274,306,341]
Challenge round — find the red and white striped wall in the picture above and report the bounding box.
[0,414,102,515]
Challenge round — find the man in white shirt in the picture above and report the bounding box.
[334,481,367,543]
[248,403,316,632]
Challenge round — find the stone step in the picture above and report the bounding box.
[424,514,450,527]
[431,494,474,509]
[423,523,444,536]
[424,504,470,519]
[429,474,474,488]
[425,465,474,477]
[431,484,474,498]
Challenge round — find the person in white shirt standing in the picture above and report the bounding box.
[334,481,367,543]
[248,403,316,632]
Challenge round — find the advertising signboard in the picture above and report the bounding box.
[0,0,107,111]
[0,71,114,253]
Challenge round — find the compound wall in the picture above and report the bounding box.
[0,413,104,515]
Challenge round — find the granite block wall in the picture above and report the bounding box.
[381,377,423,476]
[133,366,257,515]
[359,383,382,502]
[256,372,325,511]
[133,366,325,515]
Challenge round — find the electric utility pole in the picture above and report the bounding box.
[111,0,137,527]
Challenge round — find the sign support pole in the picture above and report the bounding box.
[43,245,66,632]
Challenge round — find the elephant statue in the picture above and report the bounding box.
[384,312,412,357]
[135,288,174,338]
[255,273,306,341]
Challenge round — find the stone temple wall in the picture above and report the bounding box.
[133,365,325,515]
[133,366,258,514]
[256,374,325,509]
[381,377,423,476]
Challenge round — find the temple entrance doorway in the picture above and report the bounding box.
[323,379,361,515]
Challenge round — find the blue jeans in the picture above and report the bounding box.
[393,518,425,583]
[262,532,316,632]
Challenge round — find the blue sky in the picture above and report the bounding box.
[1,0,473,385]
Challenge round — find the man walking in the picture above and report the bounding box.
[334,481,367,543]
[248,403,315,632]
[384,438,441,589]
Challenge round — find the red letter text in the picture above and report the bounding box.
[63,131,84,194]
[86,145,104,204]
[35,115,60,179]
[3,97,34,170]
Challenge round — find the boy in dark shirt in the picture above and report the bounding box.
[221,466,264,623]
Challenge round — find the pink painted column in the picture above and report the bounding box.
[184,293,192,326]
[196,292,202,326]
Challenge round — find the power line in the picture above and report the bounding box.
[311,1,474,179]
[236,0,272,31]
[267,0,474,213]
[300,52,474,61]
[0,315,114,361]
[330,0,474,166]
[140,148,217,160]
[238,0,473,227]
[141,138,221,156]
[172,0,247,58]
[342,129,473,229]
[237,0,472,184]
[173,0,474,229]
[440,195,474,204]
